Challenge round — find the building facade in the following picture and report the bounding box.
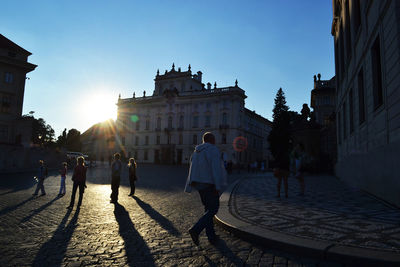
[0,34,37,146]
[115,64,271,166]
[332,0,400,205]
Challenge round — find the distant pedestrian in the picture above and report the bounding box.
[110,153,122,203]
[291,143,306,196]
[273,150,290,198]
[33,160,47,196]
[58,162,67,196]
[67,156,87,209]
[185,132,227,245]
[127,157,137,196]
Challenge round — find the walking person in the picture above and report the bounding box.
[33,160,47,196]
[127,157,137,196]
[185,132,227,245]
[291,143,306,196]
[274,150,290,198]
[58,162,67,196]
[110,153,122,203]
[67,156,87,209]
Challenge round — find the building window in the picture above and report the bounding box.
[179,115,184,129]
[168,116,173,129]
[222,133,226,144]
[338,111,342,144]
[205,115,211,127]
[179,134,183,145]
[193,134,197,145]
[349,89,354,134]
[156,135,160,145]
[145,136,149,145]
[358,69,365,124]
[193,116,199,128]
[135,136,139,145]
[4,72,13,84]
[136,121,140,131]
[157,117,161,129]
[371,36,383,110]
[167,134,171,145]
[144,150,148,160]
[343,101,347,140]
[339,23,345,80]
[145,119,150,130]
[353,0,361,34]
[345,0,352,61]
[222,113,227,125]
[0,94,12,113]
[0,125,8,141]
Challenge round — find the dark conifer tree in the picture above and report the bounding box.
[268,88,291,165]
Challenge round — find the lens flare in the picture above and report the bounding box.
[130,115,139,122]
[233,136,248,152]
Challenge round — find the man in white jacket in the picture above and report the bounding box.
[185,132,227,245]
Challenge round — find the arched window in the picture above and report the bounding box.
[179,115,184,129]
[157,117,161,129]
[168,116,173,129]
[222,133,226,144]
[222,113,227,125]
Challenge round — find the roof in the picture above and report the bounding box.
[0,34,32,56]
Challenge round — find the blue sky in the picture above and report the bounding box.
[1,0,334,136]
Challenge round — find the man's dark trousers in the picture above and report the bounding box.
[69,182,84,207]
[191,185,219,241]
[111,175,120,202]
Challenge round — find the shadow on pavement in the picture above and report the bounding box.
[213,238,244,265]
[0,196,35,216]
[32,208,79,266]
[20,195,61,223]
[113,203,155,266]
[132,196,181,237]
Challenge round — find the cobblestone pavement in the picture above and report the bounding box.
[231,173,400,253]
[0,165,340,266]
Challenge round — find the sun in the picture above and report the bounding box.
[82,91,117,126]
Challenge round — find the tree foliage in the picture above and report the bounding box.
[268,88,291,161]
[31,117,55,146]
[66,128,82,152]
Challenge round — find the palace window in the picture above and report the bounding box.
[222,133,226,144]
[4,72,13,84]
[193,134,197,145]
[168,116,173,129]
[193,116,199,128]
[179,115,184,129]
[205,115,211,127]
[145,119,150,130]
[179,134,183,145]
[136,121,140,131]
[372,36,383,110]
[222,113,227,125]
[156,135,160,145]
[157,117,161,129]
[358,68,365,124]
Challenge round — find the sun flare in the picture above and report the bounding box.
[81,91,117,127]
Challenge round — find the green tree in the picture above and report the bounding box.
[268,88,291,162]
[31,117,55,146]
[66,129,82,152]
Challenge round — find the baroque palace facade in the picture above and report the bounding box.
[115,64,271,165]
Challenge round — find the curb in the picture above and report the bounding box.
[215,179,400,266]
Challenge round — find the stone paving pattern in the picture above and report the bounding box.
[0,165,340,267]
[231,174,400,253]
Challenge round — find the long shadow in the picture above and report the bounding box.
[20,195,61,223]
[113,203,155,266]
[0,196,35,216]
[132,196,181,237]
[32,208,79,266]
[211,238,245,266]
